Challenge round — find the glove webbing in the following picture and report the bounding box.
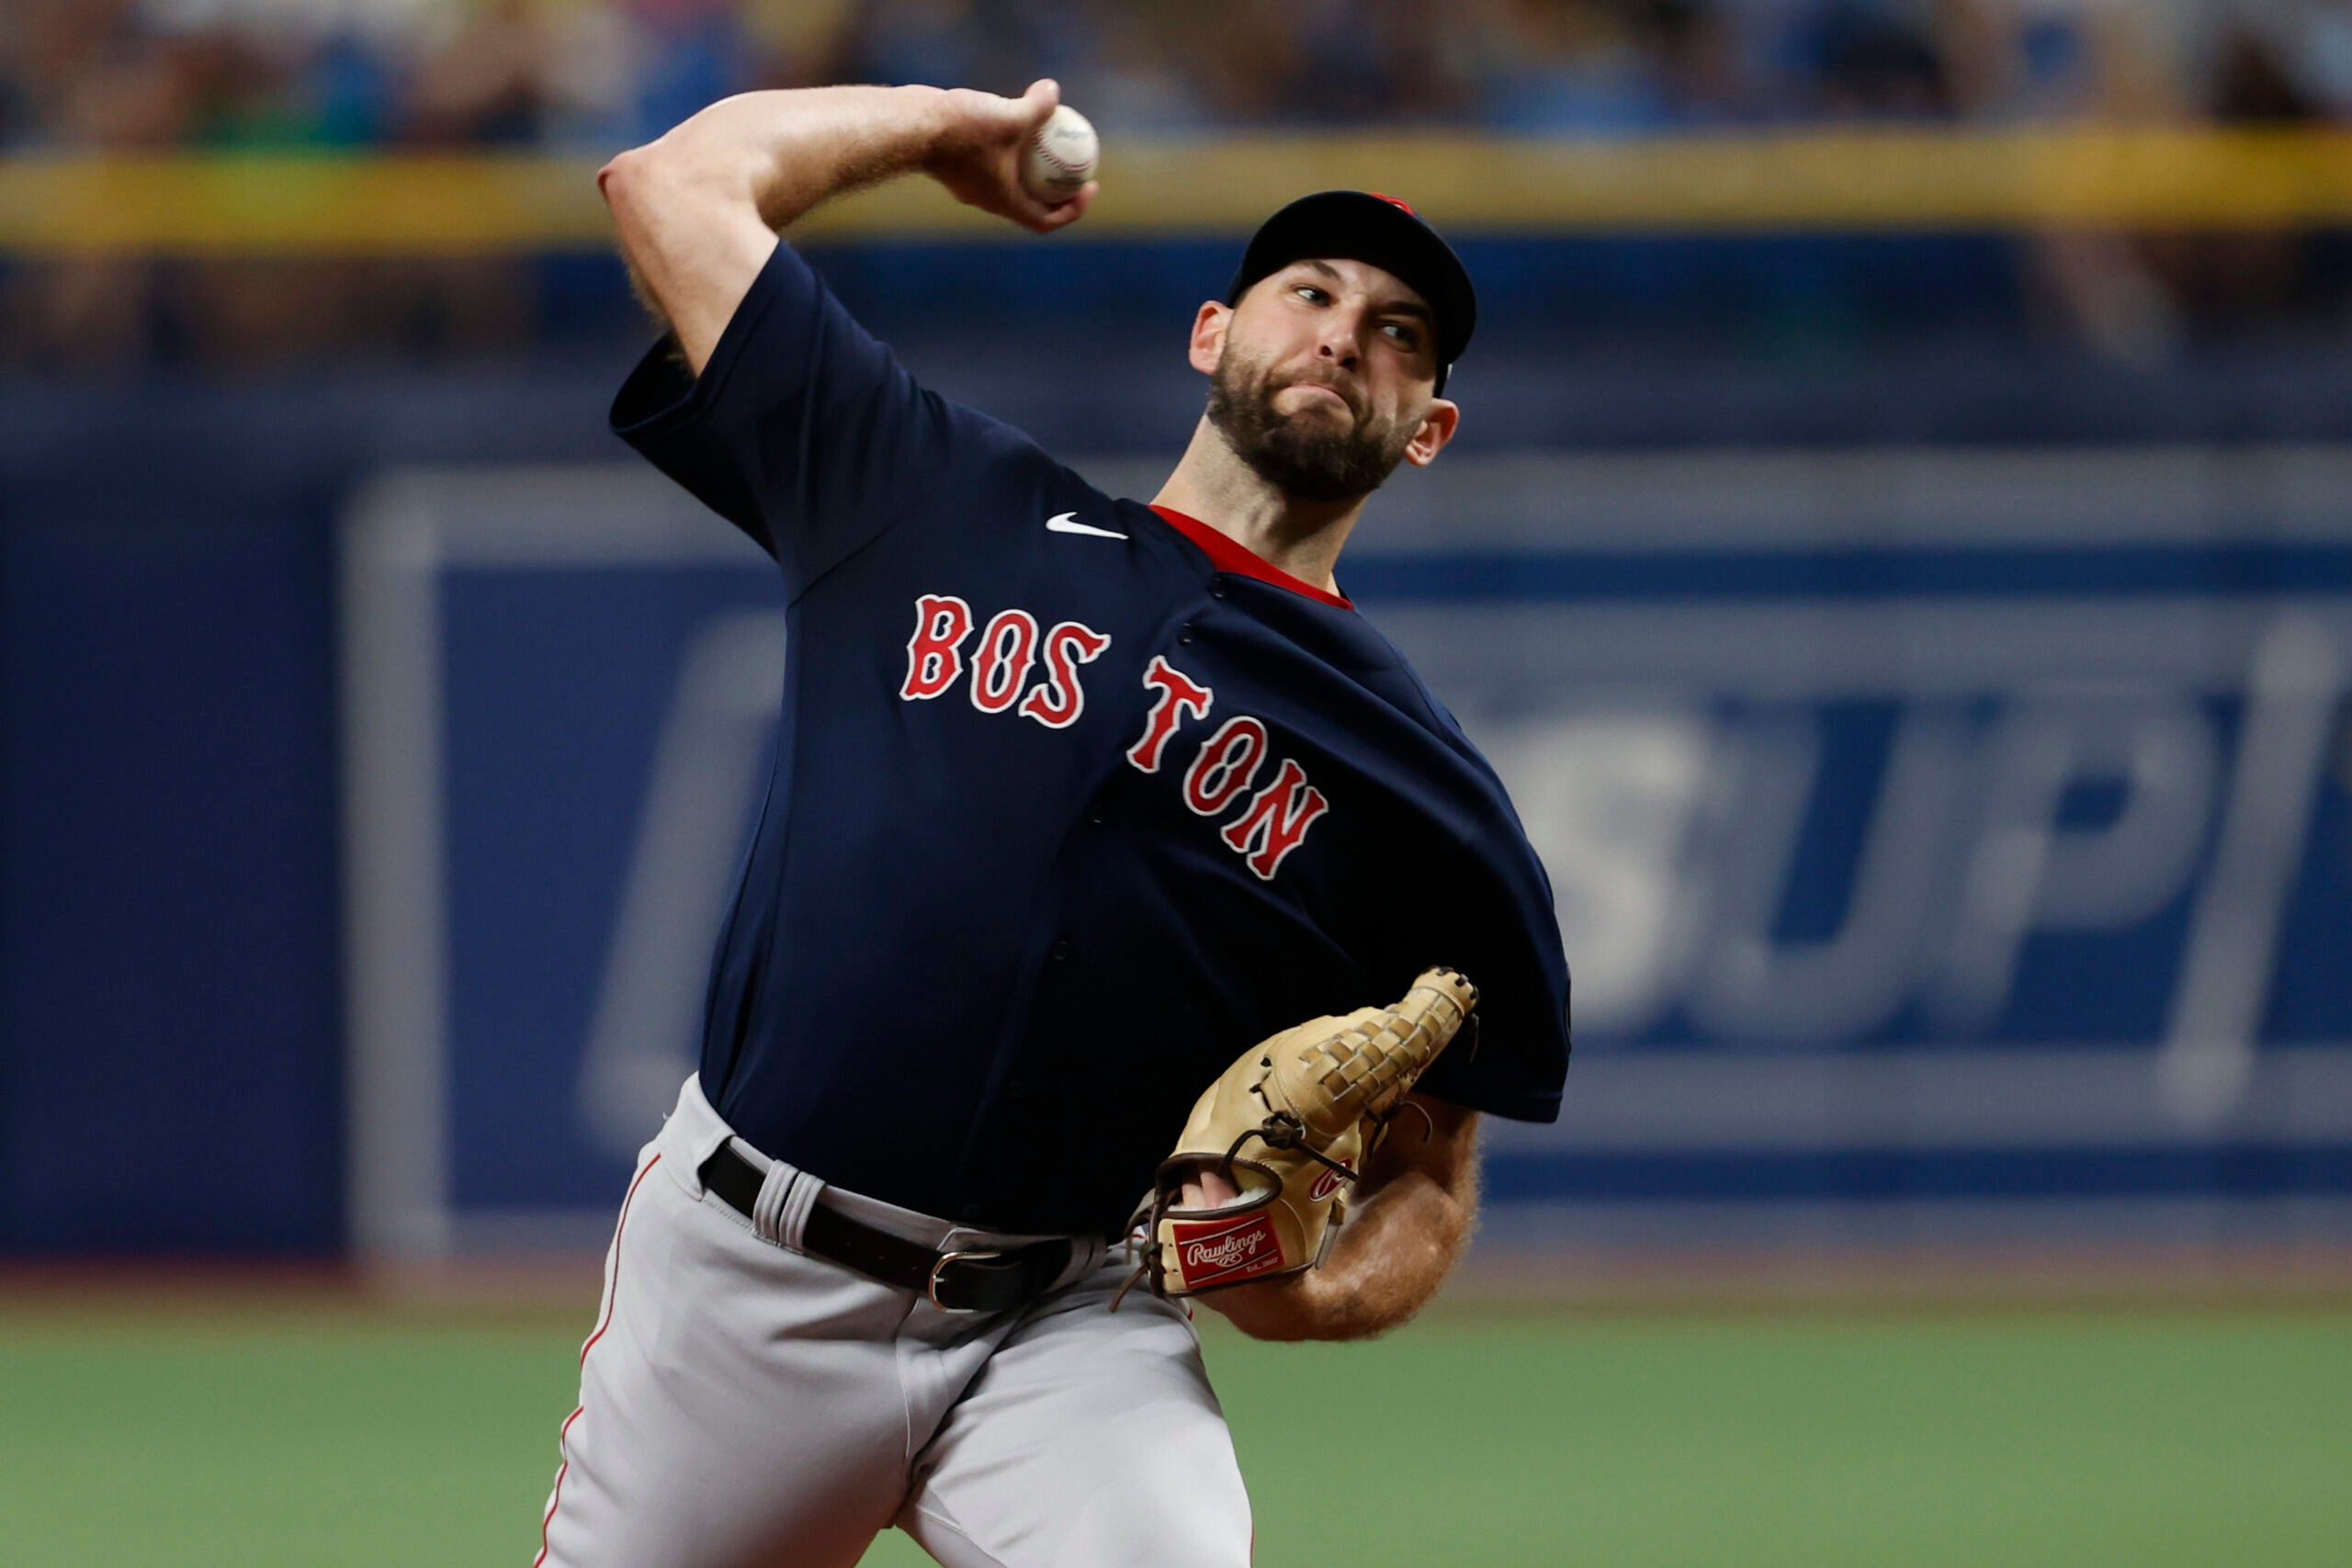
[1289,984,1466,1143]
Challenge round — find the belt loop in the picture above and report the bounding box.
[1064,1234,1106,1289]
[778,1168,822,1252]
[748,1144,809,1248]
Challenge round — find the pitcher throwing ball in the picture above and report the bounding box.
[538,77,1571,1568]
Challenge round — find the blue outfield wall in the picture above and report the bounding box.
[342,451,2352,1258]
[0,418,345,1252]
[0,363,646,1252]
[8,292,2352,1252]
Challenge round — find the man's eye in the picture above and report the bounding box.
[1295,285,1328,304]
[1383,322,1420,346]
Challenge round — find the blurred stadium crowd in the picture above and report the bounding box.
[6,0,2352,369]
[9,0,2352,148]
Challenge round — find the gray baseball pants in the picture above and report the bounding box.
[534,1075,1255,1568]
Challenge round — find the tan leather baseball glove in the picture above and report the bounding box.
[1126,967,1478,1299]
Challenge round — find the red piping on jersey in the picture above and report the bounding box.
[535,1151,662,1567]
[1148,506,1353,610]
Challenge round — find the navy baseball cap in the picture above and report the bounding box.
[1226,190,1477,394]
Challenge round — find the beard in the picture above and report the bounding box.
[1204,344,1419,503]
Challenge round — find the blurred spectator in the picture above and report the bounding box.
[1645,1,1750,122]
[1080,7,1211,130]
[2145,16,2329,334]
[10,0,2352,371]
[407,0,555,145]
[1813,2,1955,118]
[2211,18,2316,123]
[20,0,2352,152]
[1467,1,1682,131]
[1998,3,2194,365]
[740,0,856,88]
[13,0,2352,152]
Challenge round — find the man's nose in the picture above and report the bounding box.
[1316,332,1360,370]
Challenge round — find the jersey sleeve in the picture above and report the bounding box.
[609,240,964,593]
[1387,705,1573,1124]
[1407,832,1572,1124]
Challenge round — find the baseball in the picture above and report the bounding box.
[1021,104,1099,201]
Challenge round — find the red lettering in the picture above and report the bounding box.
[1125,656,1214,773]
[968,609,1040,715]
[899,594,973,700]
[1170,1211,1287,1290]
[1018,621,1113,729]
[1221,758,1330,879]
[1182,716,1268,817]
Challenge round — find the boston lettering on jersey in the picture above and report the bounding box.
[897,595,1112,729]
[899,604,1331,881]
[612,239,1569,1235]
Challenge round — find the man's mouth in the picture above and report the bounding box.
[1283,381,1355,416]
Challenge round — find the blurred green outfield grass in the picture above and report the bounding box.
[2,1302,2346,1567]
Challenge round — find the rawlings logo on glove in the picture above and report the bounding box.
[1170,1213,1285,1289]
[1125,967,1478,1301]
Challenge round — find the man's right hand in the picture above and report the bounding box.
[922,79,1098,235]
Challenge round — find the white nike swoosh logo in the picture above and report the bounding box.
[1046,512,1128,540]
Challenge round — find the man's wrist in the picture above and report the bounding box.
[902,85,963,177]
[1199,1269,1339,1341]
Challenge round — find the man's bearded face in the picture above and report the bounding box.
[1204,336,1420,504]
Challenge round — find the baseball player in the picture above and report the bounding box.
[537,77,1570,1568]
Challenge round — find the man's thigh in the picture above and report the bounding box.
[537,1154,920,1568]
[899,1264,1254,1568]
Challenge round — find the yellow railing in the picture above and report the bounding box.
[11,129,2352,254]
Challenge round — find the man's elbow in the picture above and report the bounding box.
[597,144,662,220]
[597,140,763,268]
[600,141,720,231]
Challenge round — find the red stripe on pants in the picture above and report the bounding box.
[534,1152,662,1566]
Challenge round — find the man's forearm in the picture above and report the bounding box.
[623,85,949,238]
[1270,1165,1476,1341]
[599,85,948,368]
[598,80,1090,376]
[1204,1113,1480,1343]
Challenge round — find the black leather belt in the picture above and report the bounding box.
[697,1143,1075,1314]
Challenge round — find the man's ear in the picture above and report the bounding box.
[1404,398,1460,468]
[1188,301,1229,376]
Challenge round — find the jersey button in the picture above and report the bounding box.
[1178,623,1194,645]
[1209,579,1227,600]
[1006,1078,1026,1100]
[1050,938,1071,961]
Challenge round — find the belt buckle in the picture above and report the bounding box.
[926,1248,1006,1313]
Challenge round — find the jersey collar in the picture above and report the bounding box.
[1148,506,1354,610]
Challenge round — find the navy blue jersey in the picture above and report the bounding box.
[612,241,1570,1235]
